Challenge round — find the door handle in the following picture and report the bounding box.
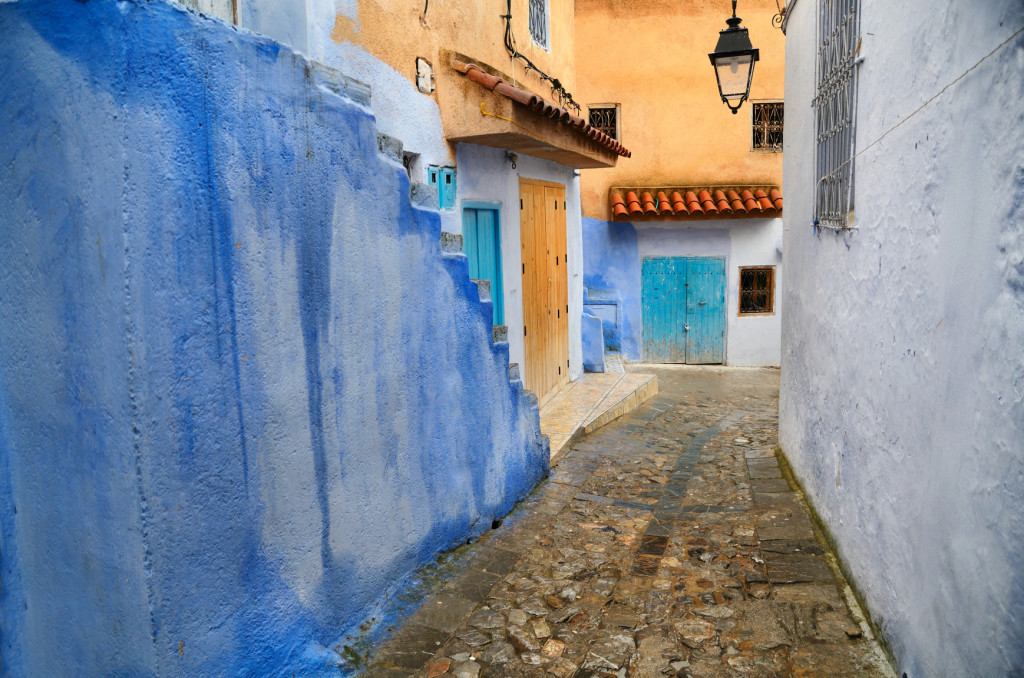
[684,324,690,331]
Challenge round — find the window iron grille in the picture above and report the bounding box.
[529,0,548,48]
[752,102,783,151]
[588,106,618,141]
[813,0,860,229]
[739,267,775,315]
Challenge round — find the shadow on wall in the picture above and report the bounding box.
[582,217,642,361]
[0,0,546,675]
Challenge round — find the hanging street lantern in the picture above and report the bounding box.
[708,0,760,114]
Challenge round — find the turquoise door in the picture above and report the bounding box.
[642,257,725,364]
[462,206,504,325]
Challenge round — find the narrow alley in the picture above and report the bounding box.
[364,368,892,678]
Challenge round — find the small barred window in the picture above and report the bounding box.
[739,267,775,315]
[752,102,783,152]
[588,105,619,141]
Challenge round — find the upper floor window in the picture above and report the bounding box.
[752,102,783,152]
[529,0,548,49]
[588,104,619,141]
[814,0,861,229]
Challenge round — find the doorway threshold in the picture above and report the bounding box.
[539,371,658,465]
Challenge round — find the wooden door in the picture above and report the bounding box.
[642,256,726,364]
[520,179,568,404]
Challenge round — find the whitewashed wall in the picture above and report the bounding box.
[456,143,584,381]
[779,1,1024,677]
[636,218,783,367]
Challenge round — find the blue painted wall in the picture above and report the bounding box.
[580,312,605,372]
[581,218,642,361]
[0,1,547,675]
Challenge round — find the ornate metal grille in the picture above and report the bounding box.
[739,267,775,314]
[813,0,860,229]
[529,0,548,48]
[588,106,618,141]
[752,102,783,151]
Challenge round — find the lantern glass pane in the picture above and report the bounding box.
[715,55,753,99]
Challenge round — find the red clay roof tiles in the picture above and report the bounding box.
[608,186,783,220]
[453,60,631,158]
[641,192,657,215]
[656,192,673,215]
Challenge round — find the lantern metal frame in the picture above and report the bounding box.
[708,0,760,114]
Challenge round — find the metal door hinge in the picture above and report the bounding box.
[520,198,523,209]
[522,263,525,274]
[524,326,527,337]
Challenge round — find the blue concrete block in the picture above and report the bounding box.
[582,218,642,361]
[582,312,606,373]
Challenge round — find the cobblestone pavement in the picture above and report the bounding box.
[364,367,893,678]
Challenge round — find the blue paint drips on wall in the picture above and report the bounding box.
[0,1,547,675]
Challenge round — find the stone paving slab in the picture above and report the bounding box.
[359,367,893,678]
[539,372,659,462]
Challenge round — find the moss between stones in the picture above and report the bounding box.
[773,445,898,674]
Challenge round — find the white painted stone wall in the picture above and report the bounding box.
[779,1,1024,676]
[456,143,584,381]
[636,218,783,367]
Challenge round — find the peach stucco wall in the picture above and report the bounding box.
[574,0,785,220]
[332,0,579,121]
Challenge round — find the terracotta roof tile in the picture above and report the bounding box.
[698,190,717,214]
[729,188,745,213]
[641,192,657,215]
[625,191,643,216]
[656,192,673,215]
[670,191,686,214]
[608,185,783,221]
[713,189,732,213]
[684,191,703,215]
[740,189,759,212]
[453,60,631,158]
[612,193,628,219]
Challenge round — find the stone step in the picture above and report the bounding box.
[471,278,491,302]
[376,132,403,162]
[508,362,520,381]
[492,325,508,344]
[440,231,463,253]
[410,181,438,209]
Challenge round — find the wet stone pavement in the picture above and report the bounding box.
[363,367,893,678]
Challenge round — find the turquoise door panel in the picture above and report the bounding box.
[684,257,726,364]
[642,258,687,362]
[642,256,725,364]
[462,207,504,325]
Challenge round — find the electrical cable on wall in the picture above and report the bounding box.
[500,0,581,113]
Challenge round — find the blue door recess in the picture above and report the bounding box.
[641,257,725,364]
[463,205,504,325]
